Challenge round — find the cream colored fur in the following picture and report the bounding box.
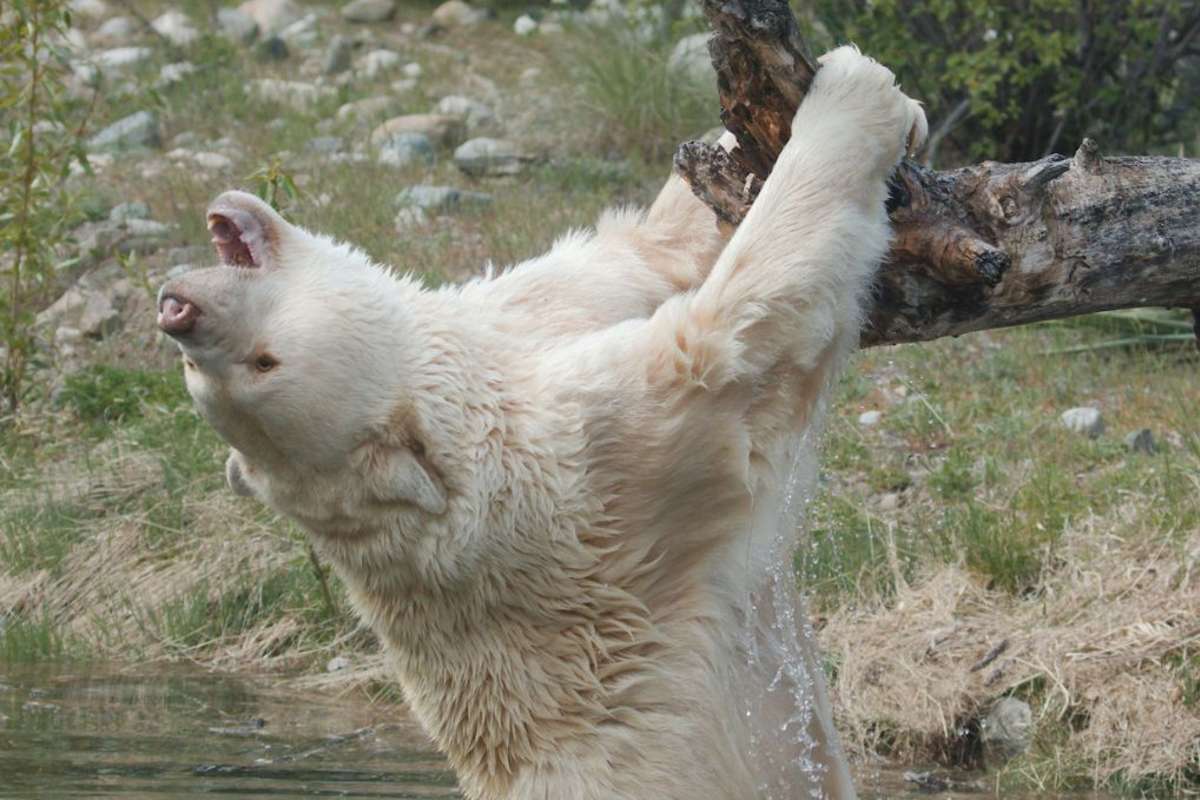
[159,47,926,800]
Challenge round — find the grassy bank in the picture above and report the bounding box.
[1,1,1197,795]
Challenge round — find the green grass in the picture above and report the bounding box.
[0,610,81,663]
[560,20,718,161]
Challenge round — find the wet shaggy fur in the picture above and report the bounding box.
[158,47,926,800]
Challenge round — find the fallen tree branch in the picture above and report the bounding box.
[675,0,1200,347]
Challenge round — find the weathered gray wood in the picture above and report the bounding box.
[675,0,1200,346]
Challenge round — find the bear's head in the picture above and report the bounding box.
[156,191,447,526]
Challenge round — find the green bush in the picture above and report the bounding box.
[1,0,88,413]
[813,0,1200,164]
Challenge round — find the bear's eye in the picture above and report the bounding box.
[254,354,279,373]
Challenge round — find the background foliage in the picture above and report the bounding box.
[811,0,1200,165]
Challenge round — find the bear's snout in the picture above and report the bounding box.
[158,292,201,336]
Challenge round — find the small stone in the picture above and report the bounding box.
[70,0,111,20]
[306,136,345,155]
[370,114,463,148]
[336,96,395,124]
[434,95,496,134]
[109,201,149,223]
[278,13,319,48]
[217,8,259,43]
[87,111,160,152]
[157,62,197,88]
[254,35,290,61]
[238,0,301,35]
[513,14,538,35]
[394,206,428,230]
[326,655,352,672]
[1124,428,1156,455]
[395,184,492,211]
[359,49,402,78]
[402,62,422,79]
[377,132,435,167]
[432,0,489,27]
[246,79,335,111]
[980,697,1033,761]
[1061,406,1104,438]
[152,11,199,46]
[857,410,882,427]
[453,137,533,176]
[342,0,396,23]
[668,32,715,85]
[321,34,353,75]
[78,293,122,339]
[93,46,154,75]
[191,151,234,171]
[92,16,138,47]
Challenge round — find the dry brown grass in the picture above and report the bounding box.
[822,503,1200,788]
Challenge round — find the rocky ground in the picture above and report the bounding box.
[3,0,1199,795]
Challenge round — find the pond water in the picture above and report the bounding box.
[0,663,1115,799]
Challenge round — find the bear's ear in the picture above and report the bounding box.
[376,446,448,515]
[207,190,288,269]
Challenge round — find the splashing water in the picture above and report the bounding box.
[733,420,856,800]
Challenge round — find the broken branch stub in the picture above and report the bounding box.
[676,1,1200,346]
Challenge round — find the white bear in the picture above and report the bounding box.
[157,47,925,800]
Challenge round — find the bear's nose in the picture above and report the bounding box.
[158,294,200,336]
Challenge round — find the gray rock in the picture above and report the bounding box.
[454,137,532,176]
[151,11,199,46]
[278,13,319,48]
[980,697,1033,760]
[87,111,160,152]
[109,201,149,223]
[857,410,882,427]
[116,218,171,255]
[326,655,352,672]
[93,46,154,76]
[217,8,259,43]
[336,95,395,124]
[246,79,335,111]
[92,16,138,47]
[238,0,301,35]
[377,132,435,167]
[342,0,396,23]
[403,62,422,79]
[434,95,496,134]
[157,61,198,88]
[513,14,537,35]
[255,35,289,61]
[321,34,353,75]
[1124,428,1157,455]
[370,114,463,147]
[668,32,714,85]
[306,136,345,155]
[78,292,123,339]
[71,0,111,21]
[359,49,401,78]
[1061,406,1104,438]
[431,0,489,27]
[395,184,492,211]
[394,206,428,231]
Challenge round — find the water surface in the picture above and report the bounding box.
[0,663,1116,799]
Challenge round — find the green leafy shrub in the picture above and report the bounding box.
[1,0,88,413]
[814,0,1200,164]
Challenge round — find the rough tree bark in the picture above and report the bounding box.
[675,0,1200,347]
